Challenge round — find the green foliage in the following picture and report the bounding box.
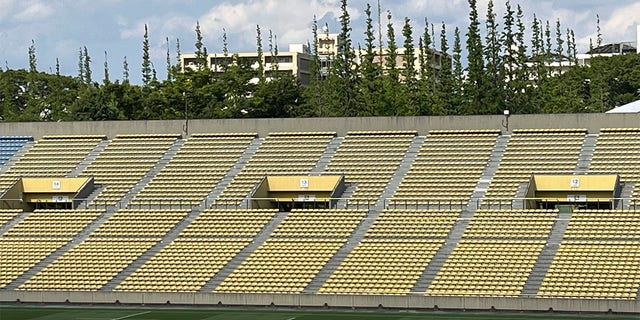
[1,0,639,122]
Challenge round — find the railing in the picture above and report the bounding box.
[1,197,639,211]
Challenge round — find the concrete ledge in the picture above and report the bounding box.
[3,113,640,140]
[1,291,638,313]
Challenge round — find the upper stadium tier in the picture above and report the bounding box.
[0,113,640,305]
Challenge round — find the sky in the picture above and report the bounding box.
[0,0,638,84]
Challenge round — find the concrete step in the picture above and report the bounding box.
[0,140,35,175]
[521,210,573,297]
[213,138,264,208]
[471,134,510,210]
[200,211,288,292]
[310,136,343,174]
[411,214,473,294]
[0,211,31,236]
[302,209,382,294]
[574,133,598,174]
[377,135,424,209]
[67,139,110,178]
[100,206,206,291]
[115,138,184,209]
[3,207,118,290]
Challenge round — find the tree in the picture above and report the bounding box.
[327,0,358,116]
[451,26,464,114]
[381,10,400,116]
[464,0,486,114]
[142,24,153,85]
[194,21,208,70]
[55,58,60,76]
[28,40,37,73]
[83,46,92,84]
[434,22,453,115]
[77,47,85,83]
[484,0,503,114]
[123,56,129,83]
[400,17,418,115]
[256,25,265,82]
[357,4,383,116]
[166,37,172,81]
[103,51,110,84]
[596,14,602,47]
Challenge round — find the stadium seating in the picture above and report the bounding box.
[115,209,277,292]
[3,127,640,303]
[130,133,256,206]
[426,209,557,297]
[0,209,22,227]
[391,130,498,207]
[0,135,105,193]
[325,131,415,206]
[319,209,457,295]
[589,128,640,200]
[79,134,179,205]
[0,136,32,166]
[484,129,586,206]
[216,132,335,204]
[215,209,366,293]
[538,209,640,299]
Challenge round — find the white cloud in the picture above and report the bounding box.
[13,1,55,22]
[198,0,341,51]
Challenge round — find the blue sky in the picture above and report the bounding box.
[1,0,638,84]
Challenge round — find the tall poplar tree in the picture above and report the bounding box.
[484,0,503,114]
[28,40,37,73]
[464,0,485,114]
[142,24,153,85]
[83,46,92,84]
[194,21,208,70]
[400,17,417,115]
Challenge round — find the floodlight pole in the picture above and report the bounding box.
[183,91,189,137]
[501,110,510,132]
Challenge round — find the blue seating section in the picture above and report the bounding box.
[0,136,33,166]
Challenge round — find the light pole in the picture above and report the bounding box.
[183,91,188,137]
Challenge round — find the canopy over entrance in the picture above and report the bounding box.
[1,177,94,210]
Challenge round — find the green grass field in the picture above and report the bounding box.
[0,306,636,320]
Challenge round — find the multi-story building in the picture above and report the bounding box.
[180,44,312,85]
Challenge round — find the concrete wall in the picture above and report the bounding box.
[1,291,638,313]
[2,113,639,140]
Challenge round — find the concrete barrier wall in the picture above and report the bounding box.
[1,291,638,313]
[1,113,639,139]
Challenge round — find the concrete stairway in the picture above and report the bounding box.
[521,209,573,297]
[302,208,382,294]
[0,211,31,236]
[375,135,424,208]
[310,136,343,174]
[4,206,120,290]
[411,134,510,294]
[336,183,357,209]
[512,183,529,209]
[302,138,423,293]
[118,139,185,209]
[100,206,207,291]
[67,139,110,178]
[574,133,598,174]
[469,134,510,210]
[209,137,263,208]
[410,215,471,294]
[199,211,289,292]
[0,140,34,175]
[76,185,107,210]
[616,183,635,210]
